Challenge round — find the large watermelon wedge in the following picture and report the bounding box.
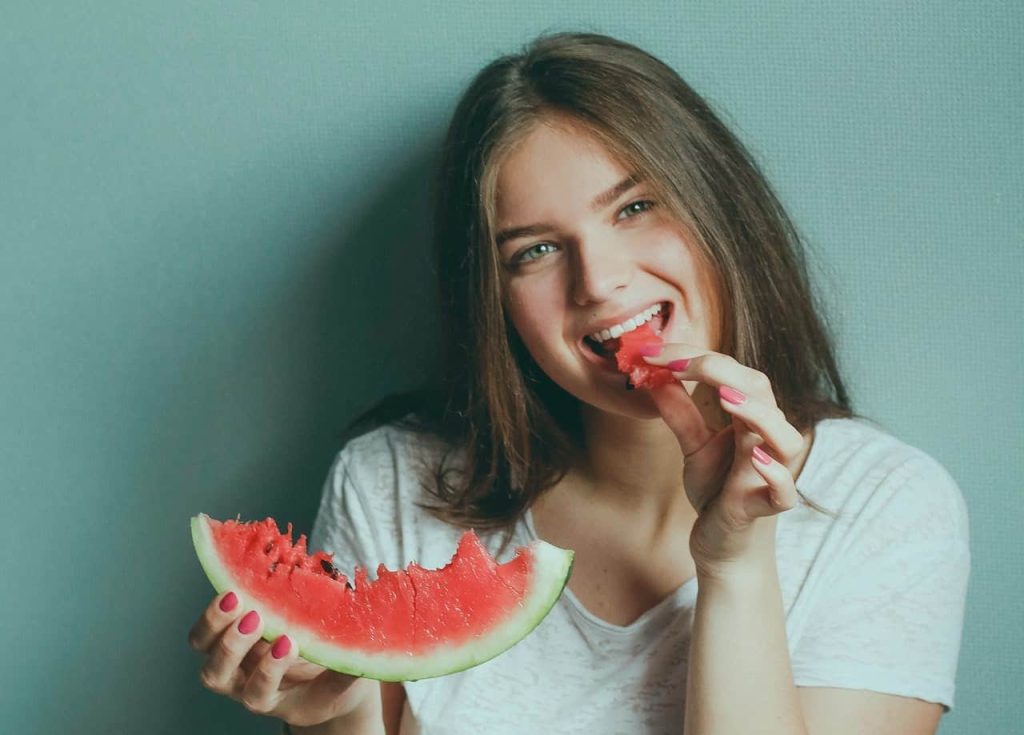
[190,513,574,681]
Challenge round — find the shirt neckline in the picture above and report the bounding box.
[518,418,841,635]
[523,506,698,636]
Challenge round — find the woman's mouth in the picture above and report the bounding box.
[581,301,671,365]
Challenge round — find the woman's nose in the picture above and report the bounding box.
[571,235,632,306]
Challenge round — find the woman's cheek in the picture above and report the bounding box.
[506,276,565,331]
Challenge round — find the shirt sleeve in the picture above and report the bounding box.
[790,453,971,712]
[308,439,383,578]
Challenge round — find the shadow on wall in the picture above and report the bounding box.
[314,136,447,451]
[160,134,445,734]
[228,137,449,521]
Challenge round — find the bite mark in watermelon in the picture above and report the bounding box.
[190,514,574,681]
[612,321,676,389]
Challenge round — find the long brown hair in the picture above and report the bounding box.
[343,31,858,552]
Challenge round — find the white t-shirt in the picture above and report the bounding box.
[309,416,970,734]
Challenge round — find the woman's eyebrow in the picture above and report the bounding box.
[495,174,643,247]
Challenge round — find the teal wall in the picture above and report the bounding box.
[2,3,1020,733]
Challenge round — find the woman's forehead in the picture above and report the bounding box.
[493,124,634,221]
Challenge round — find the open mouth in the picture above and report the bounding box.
[582,301,671,362]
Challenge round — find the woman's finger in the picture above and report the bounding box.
[199,609,264,693]
[188,591,245,653]
[643,349,778,406]
[238,635,294,715]
[648,380,717,456]
[638,342,707,396]
[240,639,273,676]
[715,386,805,461]
[747,444,798,513]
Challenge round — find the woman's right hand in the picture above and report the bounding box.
[187,590,376,728]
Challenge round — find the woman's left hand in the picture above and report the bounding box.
[640,344,810,578]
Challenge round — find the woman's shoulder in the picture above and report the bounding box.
[804,416,959,487]
[339,413,456,465]
[315,414,471,569]
[799,416,969,546]
[330,414,461,507]
[318,418,430,514]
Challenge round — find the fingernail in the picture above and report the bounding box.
[272,635,291,659]
[752,446,773,465]
[666,358,690,371]
[219,592,238,612]
[719,385,746,404]
[637,343,662,357]
[238,610,260,635]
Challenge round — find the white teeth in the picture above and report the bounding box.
[588,303,664,343]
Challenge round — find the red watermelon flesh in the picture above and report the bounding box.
[190,514,574,681]
[612,321,676,389]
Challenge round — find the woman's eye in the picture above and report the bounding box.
[513,242,557,265]
[509,200,656,268]
[618,199,656,219]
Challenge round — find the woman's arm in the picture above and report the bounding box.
[289,679,385,735]
[685,519,943,735]
[684,519,808,735]
[642,352,953,734]
[286,680,406,735]
[380,682,406,735]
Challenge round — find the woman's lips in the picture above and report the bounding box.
[580,302,673,371]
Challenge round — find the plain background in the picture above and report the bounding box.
[2,2,1021,733]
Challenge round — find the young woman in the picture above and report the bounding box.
[188,32,970,735]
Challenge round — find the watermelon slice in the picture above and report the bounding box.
[613,321,676,389]
[190,514,574,681]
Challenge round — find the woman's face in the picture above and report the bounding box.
[493,118,722,420]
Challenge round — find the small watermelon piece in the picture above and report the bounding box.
[190,514,574,681]
[613,322,676,389]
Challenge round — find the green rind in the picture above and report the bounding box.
[190,513,574,681]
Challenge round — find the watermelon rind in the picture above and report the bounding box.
[190,514,574,682]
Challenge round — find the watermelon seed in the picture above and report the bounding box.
[320,558,346,582]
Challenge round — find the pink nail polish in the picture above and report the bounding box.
[238,610,260,635]
[667,358,690,371]
[219,592,238,612]
[272,635,292,659]
[752,446,773,465]
[719,385,746,404]
[637,343,662,357]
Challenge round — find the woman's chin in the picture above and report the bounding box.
[577,387,666,422]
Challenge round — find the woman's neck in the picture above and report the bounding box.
[565,404,694,521]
